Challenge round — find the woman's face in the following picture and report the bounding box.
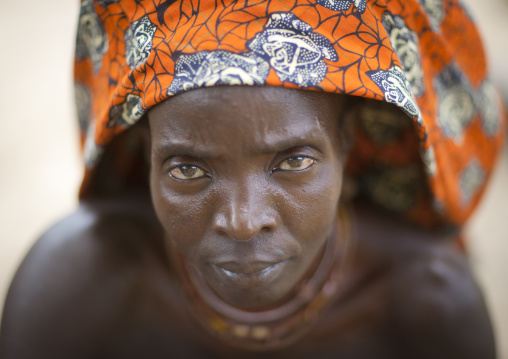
[149,86,347,308]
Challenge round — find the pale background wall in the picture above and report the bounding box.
[0,0,506,356]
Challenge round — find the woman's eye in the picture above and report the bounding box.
[169,165,206,180]
[278,156,315,171]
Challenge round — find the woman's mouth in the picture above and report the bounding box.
[209,260,289,289]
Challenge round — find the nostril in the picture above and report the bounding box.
[261,225,273,233]
[212,212,276,242]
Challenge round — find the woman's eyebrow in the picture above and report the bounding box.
[252,130,325,155]
[152,141,217,159]
[152,126,325,159]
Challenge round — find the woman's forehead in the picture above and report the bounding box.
[152,86,343,115]
[149,86,345,130]
[148,86,345,155]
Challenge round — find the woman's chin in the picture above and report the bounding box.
[202,260,299,308]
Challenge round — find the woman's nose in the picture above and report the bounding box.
[212,183,278,241]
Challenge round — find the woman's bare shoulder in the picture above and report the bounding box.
[0,193,166,358]
[349,204,496,358]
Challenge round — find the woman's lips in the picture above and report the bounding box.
[209,260,289,288]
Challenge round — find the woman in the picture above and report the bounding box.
[0,0,504,357]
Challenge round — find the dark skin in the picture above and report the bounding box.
[149,87,346,308]
[0,87,496,358]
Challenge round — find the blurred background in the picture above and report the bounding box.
[0,0,506,356]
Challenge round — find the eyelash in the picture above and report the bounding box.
[168,155,316,181]
[169,165,208,181]
[274,156,316,172]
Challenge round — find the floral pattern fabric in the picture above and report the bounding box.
[75,0,108,72]
[367,66,421,122]
[75,0,506,227]
[417,0,444,31]
[124,16,158,69]
[247,13,338,87]
[316,0,367,13]
[167,51,270,96]
[381,12,424,97]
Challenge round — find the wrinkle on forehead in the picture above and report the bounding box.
[148,86,345,158]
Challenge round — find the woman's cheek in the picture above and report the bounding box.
[151,175,210,246]
[280,165,342,240]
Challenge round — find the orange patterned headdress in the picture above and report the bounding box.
[75,0,505,227]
